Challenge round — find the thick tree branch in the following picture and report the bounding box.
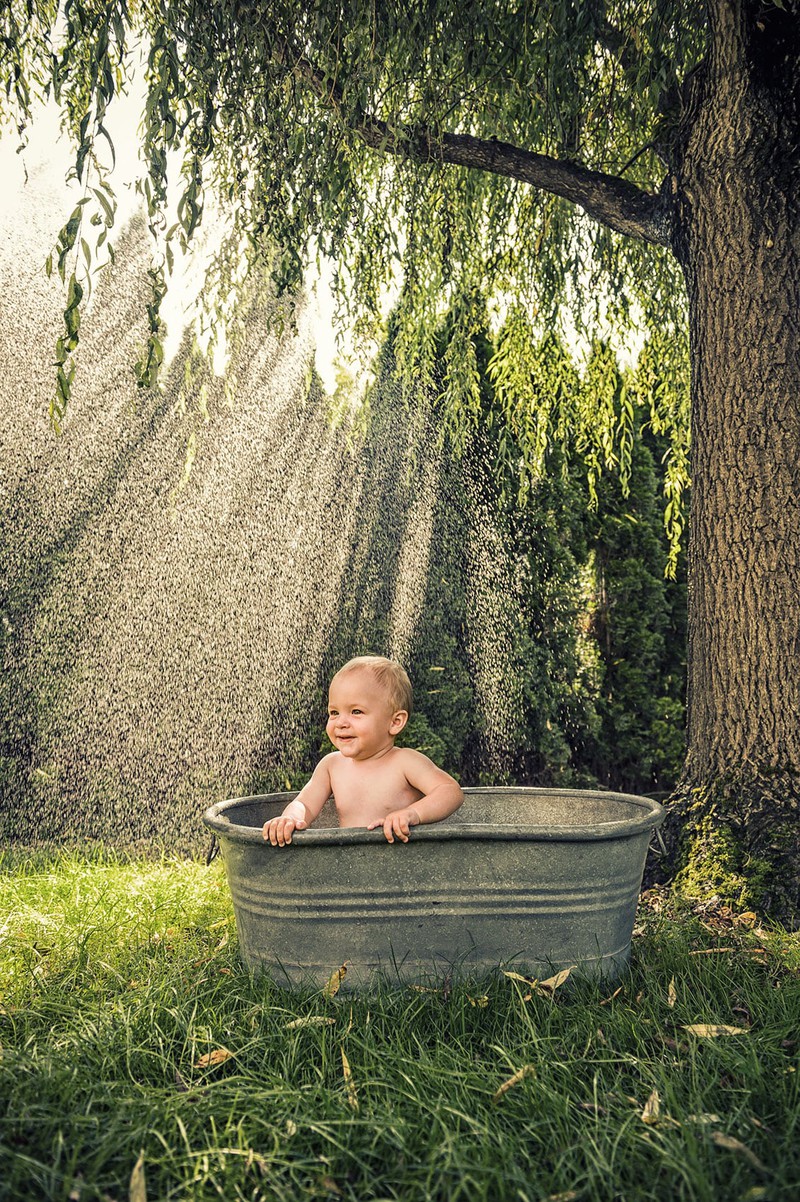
[276,38,672,248]
[358,120,671,246]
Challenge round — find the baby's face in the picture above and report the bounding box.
[326,669,405,761]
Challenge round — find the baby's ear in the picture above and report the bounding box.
[390,710,409,734]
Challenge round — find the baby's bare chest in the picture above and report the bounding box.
[328,759,421,822]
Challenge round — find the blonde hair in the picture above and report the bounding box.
[334,655,413,714]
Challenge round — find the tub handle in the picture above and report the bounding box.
[650,826,668,856]
[205,835,220,865]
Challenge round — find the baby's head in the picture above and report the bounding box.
[324,658,410,750]
[332,655,412,712]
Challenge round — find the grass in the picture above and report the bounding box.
[1,849,798,1202]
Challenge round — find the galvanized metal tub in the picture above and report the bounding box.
[203,787,664,987]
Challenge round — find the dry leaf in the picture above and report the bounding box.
[503,970,536,985]
[599,986,623,1006]
[468,994,489,1008]
[741,1188,769,1201]
[667,977,677,1008]
[285,1016,336,1030]
[129,1152,146,1202]
[341,1049,358,1110]
[641,1089,660,1124]
[323,962,349,999]
[321,1178,343,1196]
[492,1064,536,1102]
[533,967,574,997]
[548,1192,579,1202]
[710,1131,768,1173]
[285,1119,297,1137]
[195,1047,233,1068]
[683,1024,748,1037]
[736,911,758,928]
[687,1113,721,1124]
[689,947,735,955]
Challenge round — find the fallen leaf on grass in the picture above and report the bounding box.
[548,1192,579,1202]
[599,986,623,1006]
[686,1113,721,1125]
[689,947,735,955]
[641,1089,660,1124]
[195,1047,234,1068]
[683,1024,748,1037]
[129,1151,146,1202]
[736,911,758,928]
[468,994,489,1008]
[321,1178,343,1196]
[667,977,677,1008]
[493,1064,536,1102]
[503,971,536,985]
[741,1188,769,1201]
[710,1131,768,1173]
[341,1049,358,1110]
[533,967,574,997]
[323,962,349,999]
[285,1016,336,1030]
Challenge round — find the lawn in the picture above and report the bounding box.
[1,848,798,1201]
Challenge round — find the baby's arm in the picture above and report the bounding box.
[262,756,334,846]
[369,751,464,844]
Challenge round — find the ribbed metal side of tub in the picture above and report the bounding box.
[204,788,664,988]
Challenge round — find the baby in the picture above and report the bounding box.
[262,655,464,845]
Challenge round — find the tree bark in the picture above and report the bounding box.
[661,0,800,919]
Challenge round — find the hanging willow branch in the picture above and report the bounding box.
[1,0,700,558]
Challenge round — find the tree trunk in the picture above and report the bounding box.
[662,0,800,921]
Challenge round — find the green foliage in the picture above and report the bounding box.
[1,0,693,537]
[582,422,687,792]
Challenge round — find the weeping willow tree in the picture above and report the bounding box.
[3,0,799,918]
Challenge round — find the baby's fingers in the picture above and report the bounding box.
[264,818,295,846]
[388,815,411,843]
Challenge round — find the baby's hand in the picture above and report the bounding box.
[262,815,307,846]
[368,807,420,844]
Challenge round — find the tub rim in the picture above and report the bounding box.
[203,786,665,845]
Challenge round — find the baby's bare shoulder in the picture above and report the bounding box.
[314,751,339,777]
[391,746,440,778]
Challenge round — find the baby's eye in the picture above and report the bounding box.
[352,708,363,715]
